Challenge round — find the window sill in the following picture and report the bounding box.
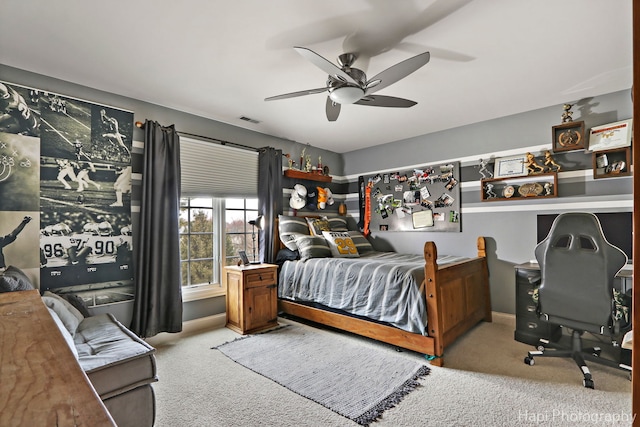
[182,284,225,302]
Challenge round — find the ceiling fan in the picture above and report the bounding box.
[265,47,430,122]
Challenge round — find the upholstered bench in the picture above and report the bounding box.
[74,313,157,427]
[1,266,158,426]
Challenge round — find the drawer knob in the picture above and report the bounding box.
[259,275,263,281]
[526,305,536,312]
[527,322,538,329]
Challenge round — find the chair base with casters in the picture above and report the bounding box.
[524,329,632,389]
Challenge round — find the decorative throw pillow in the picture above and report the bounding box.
[295,235,332,260]
[0,266,35,292]
[42,295,82,336]
[61,293,92,318]
[322,231,360,258]
[278,215,311,251]
[306,217,331,236]
[348,231,375,254]
[327,217,349,232]
[46,307,79,359]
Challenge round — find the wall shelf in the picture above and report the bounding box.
[284,169,332,183]
[481,172,557,201]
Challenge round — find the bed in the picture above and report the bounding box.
[274,215,491,367]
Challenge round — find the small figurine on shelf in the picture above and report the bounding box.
[305,155,312,172]
[543,150,561,172]
[299,147,306,171]
[317,156,323,174]
[544,182,553,196]
[284,153,295,169]
[478,158,493,179]
[525,152,545,174]
[484,183,496,199]
[561,103,575,123]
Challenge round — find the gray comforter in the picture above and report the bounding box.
[278,251,467,335]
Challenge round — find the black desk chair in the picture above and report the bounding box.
[523,212,632,388]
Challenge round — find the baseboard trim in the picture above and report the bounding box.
[145,313,226,346]
[491,311,515,326]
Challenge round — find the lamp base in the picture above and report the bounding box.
[250,261,262,265]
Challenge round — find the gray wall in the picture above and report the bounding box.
[0,64,343,323]
[342,89,633,314]
[4,63,631,319]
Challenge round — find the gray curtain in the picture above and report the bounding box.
[130,120,183,337]
[258,147,283,264]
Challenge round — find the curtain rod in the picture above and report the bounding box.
[135,121,259,152]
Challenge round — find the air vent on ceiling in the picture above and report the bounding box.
[239,116,260,124]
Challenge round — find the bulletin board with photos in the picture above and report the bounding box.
[363,162,461,232]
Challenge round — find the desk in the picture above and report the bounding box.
[0,290,115,426]
[514,262,632,346]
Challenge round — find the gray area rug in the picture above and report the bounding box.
[213,324,430,426]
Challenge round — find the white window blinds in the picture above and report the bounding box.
[179,136,258,198]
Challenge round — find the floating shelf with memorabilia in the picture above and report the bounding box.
[283,168,332,183]
[481,172,558,202]
[592,147,631,179]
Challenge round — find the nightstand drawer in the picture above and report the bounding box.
[244,270,277,288]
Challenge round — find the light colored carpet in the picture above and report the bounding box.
[213,324,430,425]
[149,314,633,426]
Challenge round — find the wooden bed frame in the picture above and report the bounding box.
[274,218,491,366]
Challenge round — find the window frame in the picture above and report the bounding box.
[179,196,257,302]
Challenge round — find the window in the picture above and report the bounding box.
[179,196,258,291]
[225,198,258,266]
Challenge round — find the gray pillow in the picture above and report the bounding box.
[348,231,374,254]
[327,217,349,232]
[42,293,83,336]
[46,307,79,359]
[278,215,310,251]
[0,266,34,292]
[295,235,332,260]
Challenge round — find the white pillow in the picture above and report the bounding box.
[42,295,82,336]
[322,231,360,258]
[46,307,79,359]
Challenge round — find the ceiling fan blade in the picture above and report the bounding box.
[265,87,327,101]
[326,97,341,121]
[355,95,417,108]
[294,46,358,85]
[365,52,430,95]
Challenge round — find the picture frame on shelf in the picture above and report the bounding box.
[552,120,585,152]
[592,147,630,179]
[494,154,528,178]
[588,119,633,152]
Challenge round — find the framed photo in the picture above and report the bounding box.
[494,154,528,178]
[238,250,250,266]
[588,119,633,152]
[552,120,585,152]
[593,147,630,179]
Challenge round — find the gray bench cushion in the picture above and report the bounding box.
[75,313,157,398]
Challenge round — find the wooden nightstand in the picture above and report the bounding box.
[224,263,278,334]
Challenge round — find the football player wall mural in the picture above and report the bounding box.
[0,80,135,306]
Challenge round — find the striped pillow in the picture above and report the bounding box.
[278,215,310,251]
[322,231,359,258]
[306,217,331,236]
[348,230,374,254]
[327,217,349,232]
[295,235,331,260]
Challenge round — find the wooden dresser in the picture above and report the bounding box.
[224,264,278,334]
[0,290,115,426]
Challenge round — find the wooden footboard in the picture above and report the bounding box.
[278,236,491,367]
[423,237,492,361]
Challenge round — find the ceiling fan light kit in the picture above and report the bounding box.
[265,47,430,121]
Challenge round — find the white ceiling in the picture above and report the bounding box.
[0,0,633,153]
